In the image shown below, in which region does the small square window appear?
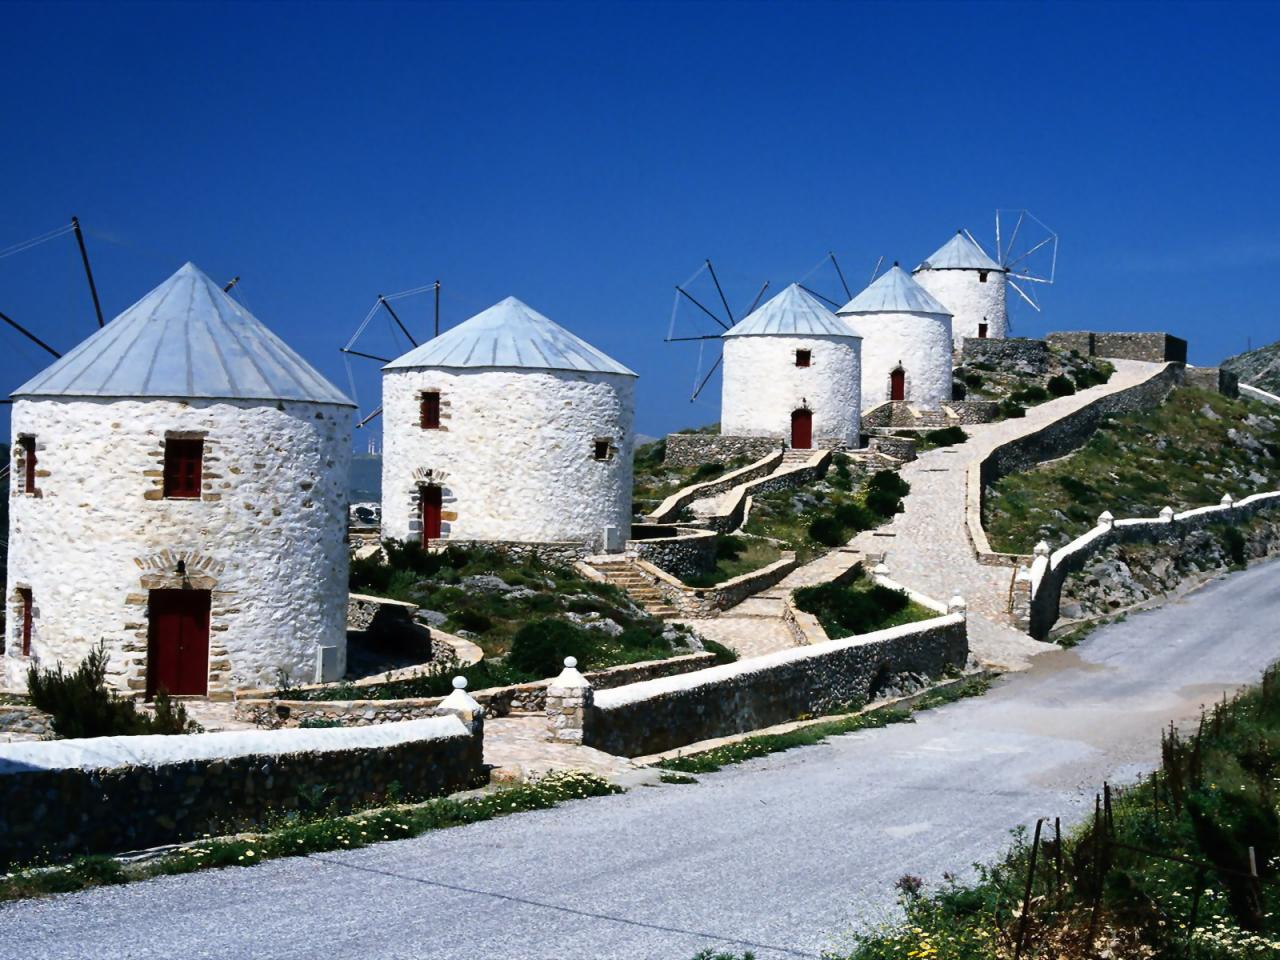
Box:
[18,436,37,494]
[593,440,612,461]
[420,392,441,429]
[795,350,811,368]
[978,271,989,283]
[163,438,204,499]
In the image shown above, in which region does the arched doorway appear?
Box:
[790,408,812,449]
[421,485,443,545]
[890,368,906,402]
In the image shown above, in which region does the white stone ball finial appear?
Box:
[1220,493,1235,507]
[1159,506,1175,522]
[564,656,578,669]
[948,594,967,614]
[1033,541,1051,557]
[1097,510,1114,528]
[873,562,890,578]
[452,676,468,690]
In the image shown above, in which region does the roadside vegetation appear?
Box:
[0,770,619,901]
[349,541,697,671]
[984,387,1280,553]
[955,345,1113,422]
[833,662,1280,960]
[682,535,786,587]
[26,644,201,738]
[658,675,990,775]
[792,565,936,639]
[742,460,909,562]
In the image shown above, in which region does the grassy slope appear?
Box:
[984,388,1280,553]
[956,345,1114,419]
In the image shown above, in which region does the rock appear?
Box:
[1060,601,1085,620]
[414,609,448,628]
[462,574,515,593]
[1200,404,1221,421]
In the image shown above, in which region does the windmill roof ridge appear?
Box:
[12,262,354,405]
[836,265,952,316]
[723,283,858,338]
[914,231,1004,272]
[384,296,636,376]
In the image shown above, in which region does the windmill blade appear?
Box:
[676,285,730,330]
[690,353,723,401]
[1008,278,1041,311]
[1003,210,1026,262]
[1008,273,1054,284]
[829,252,852,300]
[869,255,885,284]
[798,284,841,308]
[705,259,734,325]
[1003,235,1056,273]
[744,280,770,315]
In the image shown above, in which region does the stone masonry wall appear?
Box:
[662,434,785,469]
[584,614,967,757]
[1046,332,1188,364]
[646,451,782,524]
[0,704,51,739]
[1185,367,1240,398]
[0,717,485,865]
[628,527,717,579]
[961,338,1050,374]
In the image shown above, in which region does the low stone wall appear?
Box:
[671,449,833,536]
[1184,366,1239,398]
[967,362,1185,564]
[0,704,51,739]
[1047,331,1188,364]
[583,613,968,757]
[441,539,592,566]
[1241,383,1280,407]
[946,400,1001,424]
[628,526,717,579]
[1022,491,1280,638]
[961,337,1051,374]
[866,435,917,462]
[0,717,485,865]
[635,555,800,618]
[234,653,718,726]
[662,434,783,468]
[861,401,997,431]
[647,451,782,524]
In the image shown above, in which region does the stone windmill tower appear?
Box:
[380,296,636,555]
[6,263,354,695]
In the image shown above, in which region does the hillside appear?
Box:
[984,387,1280,553]
[1222,337,1280,393]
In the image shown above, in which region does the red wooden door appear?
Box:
[147,590,210,697]
[890,368,906,401]
[422,485,443,543]
[790,409,812,449]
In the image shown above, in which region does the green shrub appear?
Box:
[1222,526,1247,565]
[808,515,847,547]
[507,619,592,677]
[832,501,877,532]
[26,645,200,739]
[691,461,725,482]
[865,488,902,518]
[701,638,738,665]
[998,398,1026,419]
[794,579,910,638]
[922,426,967,448]
[868,470,910,498]
[1010,384,1049,404]
[1047,373,1076,397]
[963,371,985,388]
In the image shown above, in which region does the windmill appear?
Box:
[988,208,1059,319]
[664,252,860,402]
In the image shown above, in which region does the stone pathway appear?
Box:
[482,715,651,783]
[849,358,1164,670]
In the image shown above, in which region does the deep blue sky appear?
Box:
[3,0,1278,446]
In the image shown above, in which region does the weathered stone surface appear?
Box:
[1046,331,1188,364]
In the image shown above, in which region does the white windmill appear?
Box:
[914,209,1058,347]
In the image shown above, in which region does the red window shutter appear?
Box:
[420,393,441,429]
[20,437,36,493]
[19,589,32,656]
[164,439,204,499]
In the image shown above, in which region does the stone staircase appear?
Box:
[589,558,680,620]
[779,448,819,468]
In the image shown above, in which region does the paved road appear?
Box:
[6,560,1279,960]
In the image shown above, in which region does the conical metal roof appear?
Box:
[723,283,857,338]
[12,262,353,405]
[914,231,1004,272]
[837,265,952,316]
[384,296,636,376]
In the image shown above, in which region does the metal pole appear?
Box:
[434,281,440,338]
[705,259,734,324]
[378,295,418,347]
[745,280,770,314]
[676,286,729,330]
[0,309,61,358]
[341,347,393,363]
[690,353,723,401]
[355,406,383,429]
[829,252,852,300]
[798,284,841,308]
[70,216,105,328]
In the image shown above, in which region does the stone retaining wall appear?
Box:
[1022,492,1280,637]
[961,337,1051,374]
[646,451,782,524]
[861,401,998,430]
[583,613,968,757]
[1184,366,1239,398]
[234,653,718,726]
[441,539,592,566]
[662,434,783,468]
[1047,332,1188,364]
[633,555,800,618]
[628,527,718,579]
[0,717,485,865]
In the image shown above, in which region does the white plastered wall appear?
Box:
[380,367,634,552]
[4,397,352,693]
[913,268,1008,347]
[839,312,953,410]
[720,335,862,446]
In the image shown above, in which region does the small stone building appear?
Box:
[720,284,862,449]
[5,263,354,696]
[913,231,1008,347]
[837,265,953,411]
[380,296,636,555]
